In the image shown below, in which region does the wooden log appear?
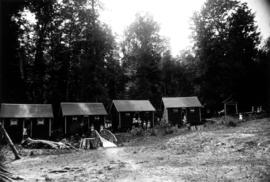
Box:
[0,123,21,160]
[22,138,71,149]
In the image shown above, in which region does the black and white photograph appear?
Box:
[0,0,270,181]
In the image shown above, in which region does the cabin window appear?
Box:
[173,109,178,113]
[190,108,195,112]
[94,116,100,120]
[10,119,18,126]
[72,117,78,121]
[37,119,45,125]
[125,113,130,116]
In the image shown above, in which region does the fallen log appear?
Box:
[22,138,72,149]
[0,123,20,159]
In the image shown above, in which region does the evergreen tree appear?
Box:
[14,0,124,105]
[191,0,260,109]
[121,14,168,107]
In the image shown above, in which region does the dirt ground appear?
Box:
[5,118,270,182]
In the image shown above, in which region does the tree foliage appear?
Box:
[14,0,125,105]
[1,0,268,116]
[1,0,27,102]
[161,50,195,97]
[191,0,261,109]
[121,14,168,107]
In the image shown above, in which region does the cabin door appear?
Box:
[32,118,49,139]
[4,118,23,142]
[23,119,32,138]
[187,108,200,125]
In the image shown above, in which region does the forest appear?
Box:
[1,0,270,113]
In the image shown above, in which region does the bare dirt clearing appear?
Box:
[7,118,270,181]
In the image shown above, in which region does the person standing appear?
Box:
[22,126,28,141]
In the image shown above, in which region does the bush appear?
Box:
[227,120,237,127]
[130,127,144,136]
[151,127,163,136]
[165,127,174,134]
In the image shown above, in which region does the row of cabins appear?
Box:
[0,97,202,142]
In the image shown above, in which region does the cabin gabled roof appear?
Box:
[112,100,155,112]
[162,97,202,108]
[0,104,53,118]
[61,102,107,116]
[222,96,237,104]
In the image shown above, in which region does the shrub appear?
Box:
[130,127,144,136]
[227,120,237,127]
[165,127,174,134]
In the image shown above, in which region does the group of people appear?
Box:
[132,117,151,129]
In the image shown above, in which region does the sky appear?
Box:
[99,0,270,56]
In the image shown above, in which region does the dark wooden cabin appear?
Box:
[61,102,107,135]
[222,96,238,117]
[0,103,53,142]
[162,97,202,126]
[110,100,156,131]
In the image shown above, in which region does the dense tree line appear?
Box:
[191,0,263,110]
[1,0,269,114]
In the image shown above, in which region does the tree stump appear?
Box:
[79,138,99,149]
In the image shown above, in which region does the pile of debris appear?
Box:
[21,138,75,150]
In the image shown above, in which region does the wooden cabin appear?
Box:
[162,97,202,126]
[222,96,238,117]
[60,102,107,135]
[0,103,53,142]
[110,100,156,131]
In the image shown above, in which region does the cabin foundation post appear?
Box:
[199,107,202,122]
[22,119,24,140]
[87,117,89,129]
[152,112,155,127]
[49,118,52,137]
[118,112,121,129]
[166,108,168,123]
[224,104,227,118]
[30,119,33,138]
[64,116,67,135]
